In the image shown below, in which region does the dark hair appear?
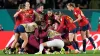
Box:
[47,8,53,13]
[67,3,75,7]
[55,11,63,15]
[36,3,44,8]
[55,11,60,15]
[48,8,52,11]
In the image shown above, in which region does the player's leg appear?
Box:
[85,23,96,50]
[35,42,48,54]
[19,33,28,54]
[86,30,96,49]
[9,26,20,54]
[35,39,64,54]
[9,33,19,54]
[56,39,65,54]
[3,40,14,54]
[3,34,16,54]
[14,42,20,53]
[74,27,80,51]
[8,35,22,54]
[80,24,90,53]
[74,33,80,51]
[86,30,97,53]
[63,45,71,54]
[80,30,87,53]
[69,33,78,50]
[46,39,64,54]
[35,40,56,54]
[62,31,71,54]
[16,25,28,54]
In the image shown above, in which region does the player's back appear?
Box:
[61,15,76,31]
[14,11,24,29]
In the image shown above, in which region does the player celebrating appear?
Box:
[35,3,44,22]
[55,12,80,53]
[22,1,34,23]
[67,3,97,53]
[44,9,55,24]
[9,2,34,54]
[35,18,65,54]
[14,4,25,30]
[14,2,35,29]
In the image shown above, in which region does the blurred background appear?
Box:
[0,0,100,9]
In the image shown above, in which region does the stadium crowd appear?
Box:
[0,0,100,9]
[2,1,99,54]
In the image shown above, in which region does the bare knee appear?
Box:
[42,43,47,46]
[81,31,86,40]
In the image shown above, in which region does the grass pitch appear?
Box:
[0,50,100,56]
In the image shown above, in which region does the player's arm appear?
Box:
[34,28,39,38]
[53,23,59,30]
[14,9,23,18]
[33,10,41,20]
[56,16,64,32]
[74,9,84,23]
[33,10,38,15]
[73,14,82,23]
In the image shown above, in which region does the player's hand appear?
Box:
[72,20,76,23]
[72,21,74,23]
[70,19,74,23]
[19,9,25,12]
[70,20,74,23]
[19,9,23,12]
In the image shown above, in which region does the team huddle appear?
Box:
[3,1,97,54]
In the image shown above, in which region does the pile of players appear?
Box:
[3,1,97,54]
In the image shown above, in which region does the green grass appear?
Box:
[0,50,100,56]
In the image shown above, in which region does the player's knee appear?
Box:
[69,39,73,42]
[14,39,18,43]
[42,43,47,46]
[86,32,91,38]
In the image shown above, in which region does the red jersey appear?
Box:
[73,7,89,27]
[61,15,76,31]
[57,15,76,32]
[22,9,33,23]
[14,11,24,29]
[44,14,55,24]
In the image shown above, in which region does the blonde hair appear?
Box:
[67,3,75,7]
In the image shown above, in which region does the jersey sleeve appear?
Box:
[75,8,81,16]
[56,16,64,32]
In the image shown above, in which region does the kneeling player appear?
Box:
[35,27,65,54]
